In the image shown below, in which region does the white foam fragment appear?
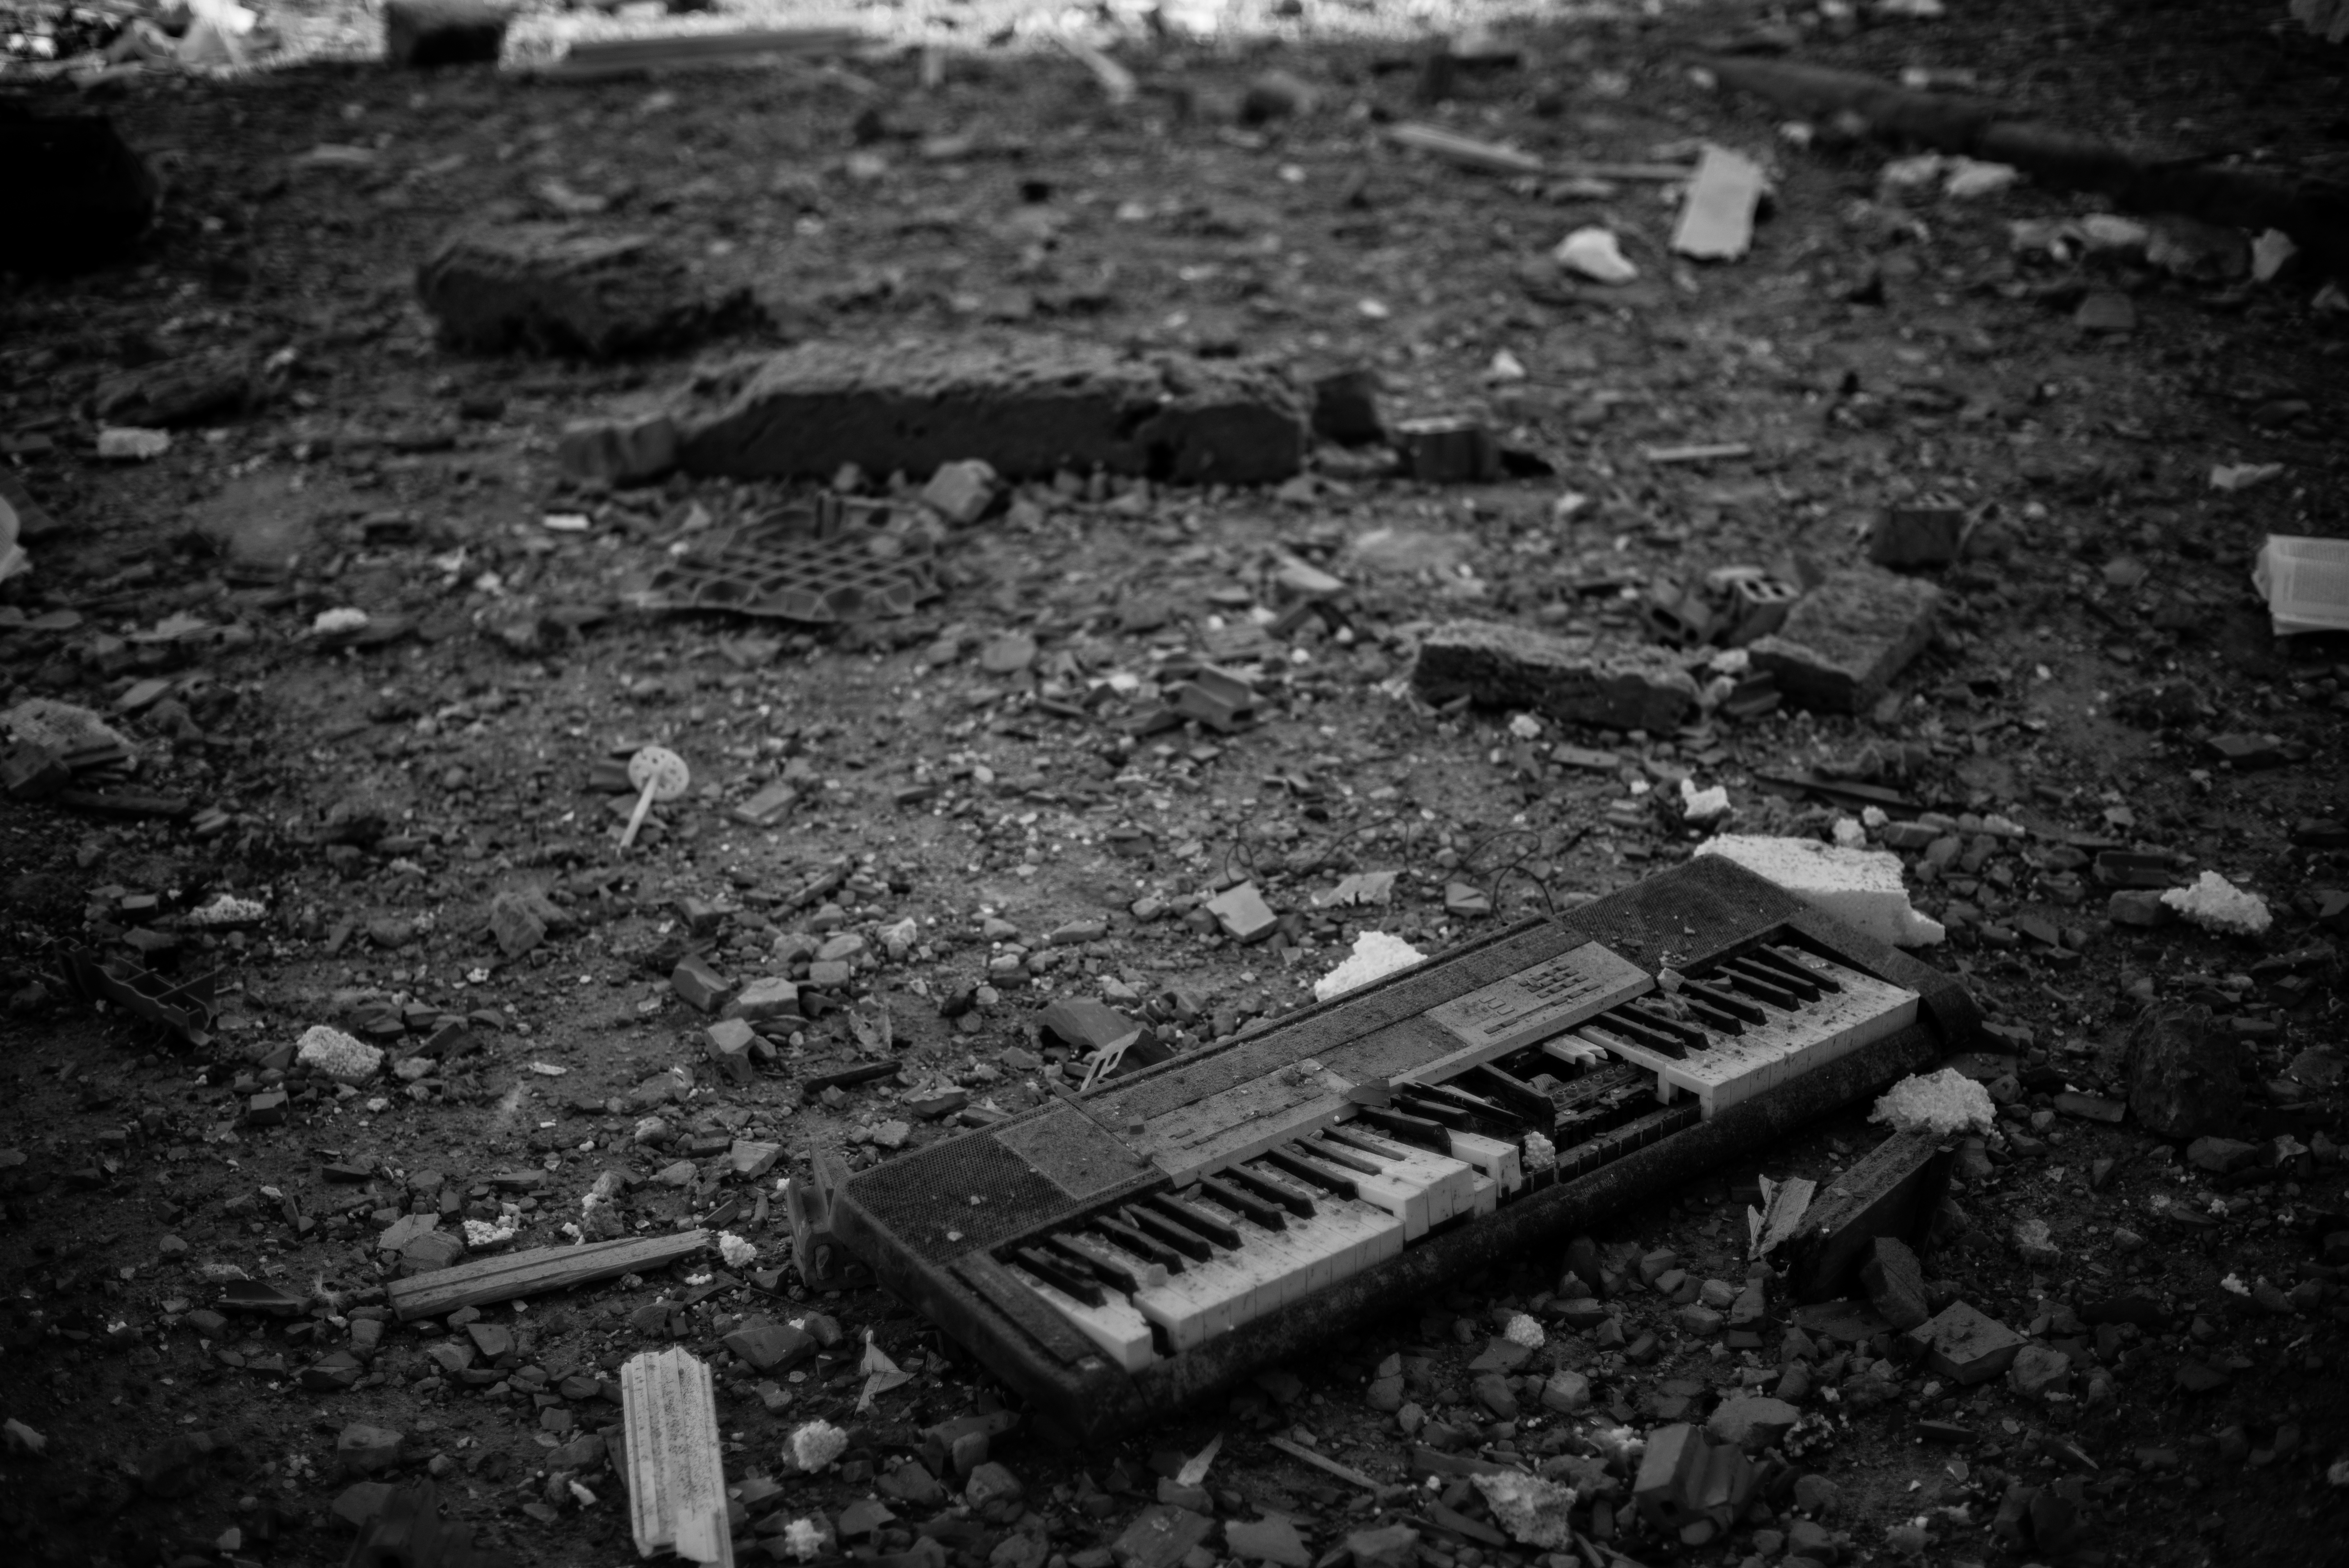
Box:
[1313,930,1428,1002]
[789,1419,847,1473]
[312,607,370,636]
[294,1024,383,1083]
[718,1232,758,1268]
[1871,1067,1995,1136]
[783,1520,826,1562]
[2162,871,2272,936]
[1504,1312,1545,1349]
[463,1217,517,1249]
[1695,834,1944,947]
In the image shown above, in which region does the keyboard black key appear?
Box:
[1761,943,1840,992]
[1049,1234,1146,1293]
[1681,979,1764,1026]
[1091,1214,1185,1274]
[1144,1193,1242,1251]
[1221,1162,1316,1217]
[1356,1104,1454,1150]
[1714,959,1799,1010]
[1014,1245,1105,1307]
[1126,1205,1214,1260]
[1261,1145,1359,1201]
[1198,1174,1287,1230]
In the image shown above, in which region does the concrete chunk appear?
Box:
[1747,567,1940,713]
[677,337,1307,485]
[1413,620,1698,732]
[416,224,756,358]
[1694,835,1944,947]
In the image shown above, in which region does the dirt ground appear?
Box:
[3,1,2347,1566]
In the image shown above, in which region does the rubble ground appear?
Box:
[2,0,2346,1566]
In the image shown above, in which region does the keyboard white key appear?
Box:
[1447,1130,1523,1197]
[1312,1127,1476,1238]
[1006,1262,1159,1372]
[1577,956,1918,1119]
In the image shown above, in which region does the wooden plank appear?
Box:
[1671,144,1768,261]
[386,1229,710,1321]
[541,27,865,80]
[623,1347,734,1566]
[1265,1434,1386,1493]
[1387,121,1695,182]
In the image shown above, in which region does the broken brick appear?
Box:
[1632,1423,1755,1538]
[706,1017,759,1084]
[676,337,1307,485]
[416,224,757,359]
[555,410,679,486]
[1205,882,1278,944]
[920,459,1000,526]
[671,953,735,1014]
[1746,568,1941,714]
[722,1318,817,1372]
[1412,621,1698,732]
[1907,1301,2024,1385]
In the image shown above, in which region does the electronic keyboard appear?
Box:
[828,855,1975,1440]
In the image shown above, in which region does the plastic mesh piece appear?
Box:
[640,501,941,623]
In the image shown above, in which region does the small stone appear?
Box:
[1907,1301,2024,1385]
[1114,1503,1220,1568]
[1675,1304,1725,1338]
[1472,1371,1519,1420]
[2123,1009,2246,1131]
[2007,1344,2072,1398]
[2187,1135,2260,1174]
[1860,1236,1930,1331]
[1706,1394,1800,1451]
[723,1319,817,1372]
[1793,1474,1839,1515]
[1344,1523,1420,1568]
[1538,1369,1591,1414]
[336,1423,405,1475]
[966,1461,1023,1507]
[384,0,508,67]
[1225,1515,1312,1568]
[2108,889,2174,927]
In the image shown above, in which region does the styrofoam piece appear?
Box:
[1693,834,1944,947]
[2161,871,2272,936]
[1871,1066,1995,1136]
[1312,930,1429,1002]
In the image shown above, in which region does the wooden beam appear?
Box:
[622,1348,734,1566]
[386,1230,710,1321]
